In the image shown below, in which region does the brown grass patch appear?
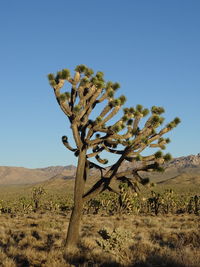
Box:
[0,213,199,266]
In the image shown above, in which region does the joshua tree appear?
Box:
[48,65,180,248]
[32,186,46,211]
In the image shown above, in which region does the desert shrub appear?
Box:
[96,226,132,253]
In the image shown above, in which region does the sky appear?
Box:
[1,0,200,168]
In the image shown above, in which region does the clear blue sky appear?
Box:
[1,0,200,168]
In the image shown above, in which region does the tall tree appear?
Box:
[48,65,180,248]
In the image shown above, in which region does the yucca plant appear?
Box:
[48,64,180,248]
[32,186,46,211]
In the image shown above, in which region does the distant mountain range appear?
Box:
[148,154,200,185]
[0,165,76,185]
[0,154,200,186]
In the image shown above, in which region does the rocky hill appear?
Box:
[166,153,200,169]
[145,153,200,185]
[0,165,76,185]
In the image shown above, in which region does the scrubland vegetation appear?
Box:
[0,184,199,267]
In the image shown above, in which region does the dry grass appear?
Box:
[0,212,199,267]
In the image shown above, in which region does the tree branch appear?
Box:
[62,136,77,152]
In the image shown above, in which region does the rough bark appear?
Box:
[65,149,86,248]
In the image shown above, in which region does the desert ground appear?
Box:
[0,181,199,267]
[0,211,199,267]
[0,155,200,266]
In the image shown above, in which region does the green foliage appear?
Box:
[151,115,160,124]
[155,151,163,158]
[113,99,121,106]
[107,90,114,98]
[96,71,104,79]
[158,137,164,143]
[112,82,120,91]
[95,80,105,89]
[166,122,174,129]
[95,116,102,123]
[129,107,135,114]
[123,108,129,114]
[121,123,125,129]
[80,77,90,86]
[167,118,181,129]
[59,93,67,102]
[151,115,163,127]
[119,95,126,105]
[174,117,181,125]
[127,140,133,146]
[106,81,113,90]
[151,106,165,115]
[136,104,143,112]
[73,105,82,113]
[122,115,129,122]
[59,92,70,102]
[163,153,172,161]
[61,69,70,79]
[48,73,55,81]
[49,80,56,87]
[142,108,149,117]
[159,117,165,124]
[135,154,142,161]
[85,68,94,77]
[75,64,87,73]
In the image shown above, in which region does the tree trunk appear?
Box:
[65,149,86,248]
